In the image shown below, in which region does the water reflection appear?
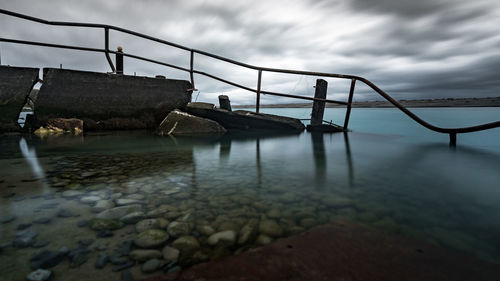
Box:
[344,133,354,187]
[311,132,326,188]
[19,137,45,180]
[1,130,500,281]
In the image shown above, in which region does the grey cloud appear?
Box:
[345,0,448,18]
[1,0,499,104]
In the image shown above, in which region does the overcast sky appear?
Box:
[1,0,499,105]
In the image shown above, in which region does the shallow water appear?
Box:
[1,107,499,280]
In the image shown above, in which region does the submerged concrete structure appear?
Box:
[0,66,39,132]
[35,68,192,130]
[186,102,305,132]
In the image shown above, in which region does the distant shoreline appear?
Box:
[233,97,500,108]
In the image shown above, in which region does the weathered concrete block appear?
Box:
[0,66,39,132]
[35,68,192,130]
[157,109,226,136]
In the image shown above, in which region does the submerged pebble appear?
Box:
[32,240,50,248]
[95,253,110,269]
[207,230,236,246]
[142,258,163,273]
[122,270,135,281]
[134,229,169,248]
[30,249,67,269]
[26,269,52,281]
[13,229,39,248]
[0,215,16,224]
[129,249,162,262]
[33,217,51,224]
[112,260,135,272]
[162,246,180,263]
[57,208,74,218]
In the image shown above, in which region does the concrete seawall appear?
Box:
[0,66,39,132]
[35,68,192,130]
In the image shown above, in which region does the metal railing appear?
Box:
[1,9,499,144]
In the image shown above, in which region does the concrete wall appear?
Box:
[35,68,192,130]
[0,66,39,132]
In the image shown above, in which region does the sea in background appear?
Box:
[1,107,499,280]
[254,107,500,148]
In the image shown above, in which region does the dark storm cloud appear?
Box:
[1,0,499,104]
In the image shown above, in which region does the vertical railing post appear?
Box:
[190,50,195,90]
[115,46,124,74]
[450,132,457,146]
[256,70,262,113]
[343,78,356,130]
[104,28,116,73]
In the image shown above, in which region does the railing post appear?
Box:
[450,133,457,146]
[343,79,356,130]
[116,46,123,74]
[190,50,195,90]
[256,70,262,113]
[104,28,116,73]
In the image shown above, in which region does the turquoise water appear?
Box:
[257,107,500,148]
[0,107,499,280]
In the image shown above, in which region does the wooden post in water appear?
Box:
[310,79,328,126]
[218,95,232,111]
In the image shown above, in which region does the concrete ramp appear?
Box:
[35,68,192,130]
[0,66,39,132]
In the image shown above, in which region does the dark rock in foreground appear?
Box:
[157,109,226,136]
[186,102,305,132]
[144,221,500,281]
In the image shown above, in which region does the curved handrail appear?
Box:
[0,8,499,143]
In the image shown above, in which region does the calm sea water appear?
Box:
[1,107,499,280]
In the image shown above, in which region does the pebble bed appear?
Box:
[1,145,499,281]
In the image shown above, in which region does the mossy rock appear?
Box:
[134,229,170,248]
[89,218,124,230]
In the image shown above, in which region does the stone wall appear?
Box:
[35,68,192,130]
[0,66,39,132]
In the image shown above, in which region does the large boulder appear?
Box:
[34,118,83,137]
[0,66,39,132]
[157,109,226,136]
